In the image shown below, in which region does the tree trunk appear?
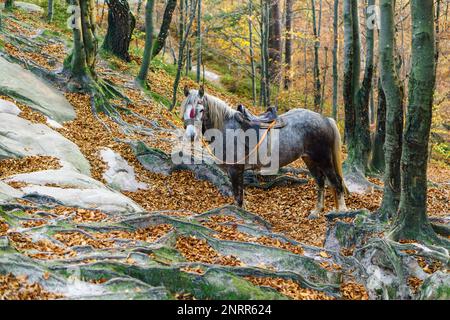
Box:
[320,46,328,113]
[196,0,202,83]
[343,0,373,175]
[48,0,54,22]
[66,0,98,86]
[136,0,155,86]
[311,0,321,112]
[377,0,404,220]
[390,0,441,243]
[370,78,386,173]
[102,0,136,62]
[151,0,177,59]
[343,0,357,145]
[170,0,198,110]
[261,0,271,107]
[67,0,89,82]
[332,0,339,120]
[283,0,293,90]
[79,0,98,72]
[268,0,282,88]
[5,0,14,10]
[248,0,257,105]
[355,0,374,171]
[435,0,441,65]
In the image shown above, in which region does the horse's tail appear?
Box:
[327,118,349,194]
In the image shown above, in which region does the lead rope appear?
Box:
[200,120,277,166]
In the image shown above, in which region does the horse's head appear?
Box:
[180,85,206,141]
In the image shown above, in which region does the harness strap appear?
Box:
[201,120,277,166]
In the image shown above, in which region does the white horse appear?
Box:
[181,86,348,216]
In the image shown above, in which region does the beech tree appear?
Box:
[248,0,257,104]
[65,0,99,88]
[5,0,14,10]
[260,0,270,107]
[369,78,386,173]
[378,0,404,219]
[136,0,155,87]
[389,0,448,246]
[311,0,321,112]
[151,0,178,59]
[342,0,374,177]
[331,0,339,120]
[283,0,293,90]
[196,0,202,83]
[268,0,281,88]
[102,0,136,62]
[48,0,54,22]
[170,0,199,110]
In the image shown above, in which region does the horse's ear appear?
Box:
[199,85,205,98]
[184,86,190,97]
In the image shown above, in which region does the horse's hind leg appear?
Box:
[303,157,325,219]
[323,166,348,212]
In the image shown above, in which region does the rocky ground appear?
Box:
[0,7,448,300]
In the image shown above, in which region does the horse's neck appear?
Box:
[204,95,235,131]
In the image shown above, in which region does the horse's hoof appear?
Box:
[308,213,319,220]
[308,211,321,220]
[234,201,245,209]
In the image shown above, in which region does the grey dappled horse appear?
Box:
[181,86,348,216]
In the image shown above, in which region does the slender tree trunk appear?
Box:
[284,0,293,90]
[303,41,308,106]
[79,0,98,72]
[136,0,155,86]
[268,0,282,88]
[370,78,386,173]
[5,0,14,10]
[196,0,202,83]
[170,0,199,110]
[261,0,271,107]
[248,0,257,105]
[369,85,375,124]
[67,0,89,82]
[343,0,373,175]
[332,0,339,120]
[320,46,328,113]
[65,0,101,90]
[390,0,442,243]
[435,0,441,65]
[378,0,404,220]
[48,0,54,22]
[151,0,177,58]
[355,0,374,171]
[136,0,143,20]
[102,0,136,62]
[311,0,321,112]
[343,0,356,146]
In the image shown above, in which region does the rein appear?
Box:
[182,94,277,165]
[200,120,277,166]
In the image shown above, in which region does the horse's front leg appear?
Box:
[227,165,245,207]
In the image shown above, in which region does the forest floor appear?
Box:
[0,8,448,300]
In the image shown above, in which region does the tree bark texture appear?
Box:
[151,0,177,59]
[102,0,136,62]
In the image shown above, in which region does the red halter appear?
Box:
[189,107,196,119]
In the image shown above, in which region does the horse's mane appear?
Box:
[181,91,236,130]
[204,94,237,130]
